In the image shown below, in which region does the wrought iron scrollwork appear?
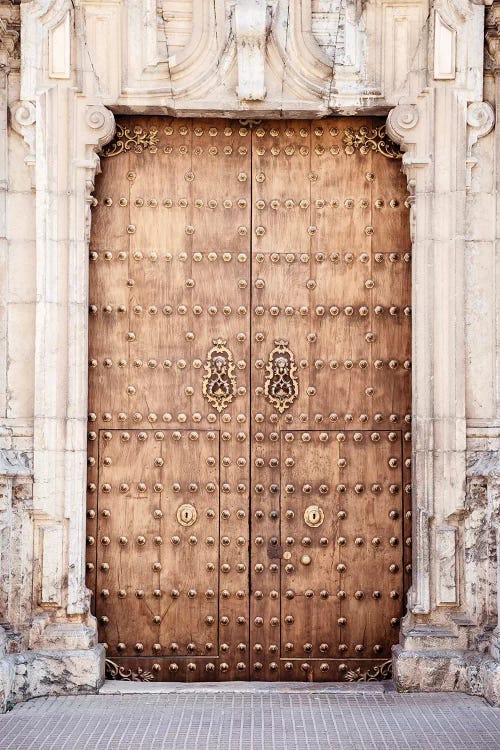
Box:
[264,339,299,413]
[344,659,393,682]
[102,123,159,158]
[202,339,237,413]
[105,658,154,682]
[343,125,401,159]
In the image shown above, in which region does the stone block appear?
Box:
[481,656,500,706]
[393,646,469,693]
[0,645,105,711]
[0,655,15,713]
[393,646,500,706]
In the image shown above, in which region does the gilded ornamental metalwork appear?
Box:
[344,659,393,682]
[202,339,237,413]
[264,339,298,413]
[102,123,159,157]
[102,121,401,160]
[105,658,154,682]
[343,125,402,159]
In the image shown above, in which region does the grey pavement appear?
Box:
[1,682,500,750]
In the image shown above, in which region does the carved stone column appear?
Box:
[0,0,26,713]
[478,0,500,705]
[0,0,114,708]
[388,0,500,704]
[26,93,113,650]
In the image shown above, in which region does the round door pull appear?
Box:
[176,503,197,527]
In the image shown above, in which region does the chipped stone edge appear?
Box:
[393,647,500,706]
[0,645,105,713]
[99,680,390,696]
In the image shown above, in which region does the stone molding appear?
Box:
[466,100,495,187]
[235,0,270,101]
[70,0,429,113]
[0,0,498,709]
[0,450,32,640]
[9,101,35,166]
[28,97,115,618]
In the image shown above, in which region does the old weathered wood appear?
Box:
[88,117,411,682]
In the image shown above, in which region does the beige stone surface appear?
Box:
[2,645,105,710]
[0,0,499,710]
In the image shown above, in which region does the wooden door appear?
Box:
[87,118,411,683]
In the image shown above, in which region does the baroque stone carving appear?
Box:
[386,103,419,140]
[235,0,270,101]
[485,2,500,71]
[0,15,20,63]
[264,340,299,414]
[202,339,237,413]
[10,101,36,164]
[466,101,495,188]
[386,103,429,169]
[2,0,499,712]
[310,0,348,63]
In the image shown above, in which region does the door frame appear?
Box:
[85,117,413,680]
[12,78,485,682]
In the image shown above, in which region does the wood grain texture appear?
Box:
[87,117,411,682]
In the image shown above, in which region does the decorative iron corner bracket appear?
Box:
[101,123,159,158]
[105,658,154,682]
[343,125,402,159]
[343,659,393,682]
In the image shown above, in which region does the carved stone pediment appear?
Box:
[68,0,430,114]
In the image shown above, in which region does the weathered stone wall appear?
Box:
[0,0,499,709]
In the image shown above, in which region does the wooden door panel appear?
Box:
[95,429,220,660]
[279,430,403,678]
[88,116,411,683]
[280,431,342,662]
[88,118,252,681]
[249,118,410,682]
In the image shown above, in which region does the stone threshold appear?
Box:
[100,680,394,695]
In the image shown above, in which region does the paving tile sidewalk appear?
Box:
[1,683,500,750]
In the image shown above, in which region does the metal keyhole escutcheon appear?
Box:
[304,505,324,528]
[176,503,197,527]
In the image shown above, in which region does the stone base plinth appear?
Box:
[393,646,500,705]
[0,645,105,712]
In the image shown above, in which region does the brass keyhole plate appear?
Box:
[176,503,197,527]
[304,505,324,528]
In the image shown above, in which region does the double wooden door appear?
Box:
[86,118,411,682]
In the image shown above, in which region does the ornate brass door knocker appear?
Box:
[202,339,237,413]
[264,339,298,413]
